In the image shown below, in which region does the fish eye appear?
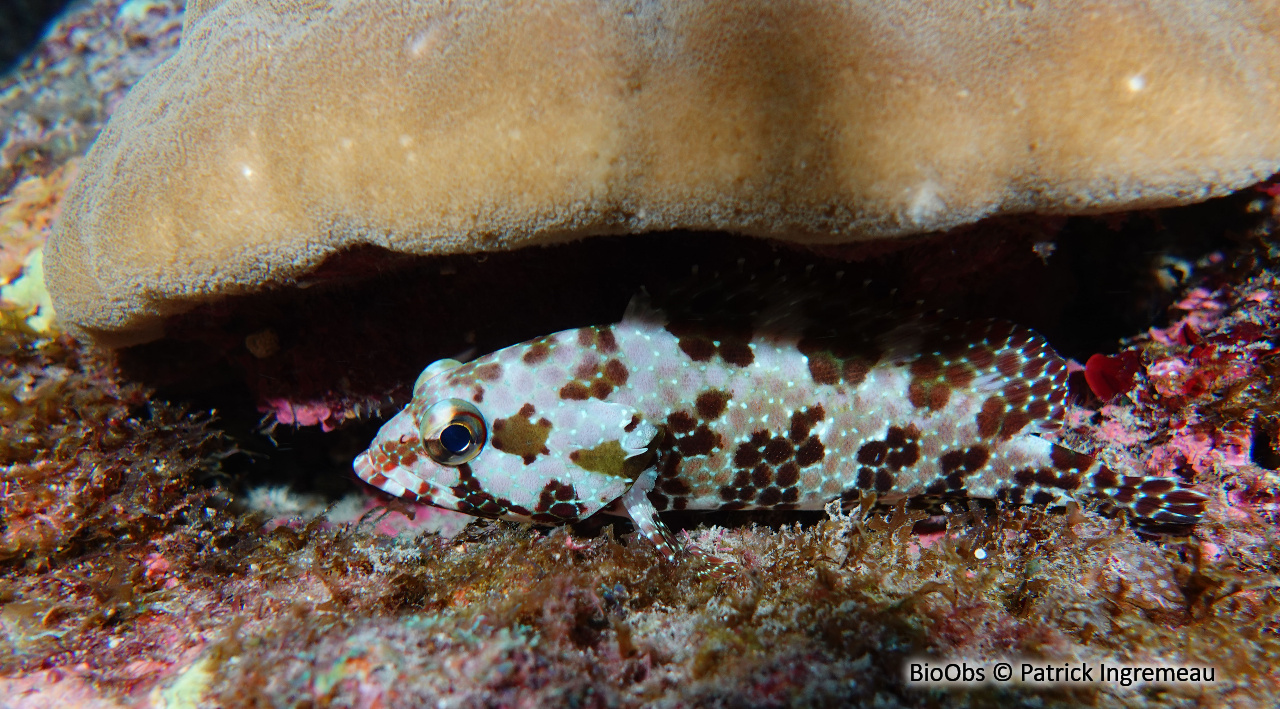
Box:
[419,399,486,465]
[439,423,473,454]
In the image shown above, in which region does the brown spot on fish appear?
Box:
[967,345,996,369]
[533,480,584,522]
[677,424,719,456]
[574,357,599,380]
[807,353,840,385]
[795,437,825,467]
[884,426,920,469]
[757,487,782,506]
[559,382,590,400]
[475,363,503,382]
[1050,445,1093,472]
[776,462,800,487]
[659,477,691,495]
[976,397,1004,438]
[964,446,989,471]
[667,319,756,367]
[451,464,520,520]
[788,406,826,442]
[944,363,975,388]
[1134,496,1162,517]
[751,465,773,487]
[1139,478,1176,494]
[695,390,731,420]
[549,502,579,518]
[995,350,1021,378]
[910,355,942,379]
[522,343,551,364]
[856,467,874,489]
[597,327,618,353]
[492,411,553,465]
[1092,467,1119,488]
[667,411,696,434]
[1004,380,1031,407]
[999,411,1031,440]
[908,355,954,411]
[666,320,717,362]
[764,437,794,464]
[719,340,754,367]
[841,358,873,386]
[733,431,769,468]
[603,359,629,386]
[857,441,888,467]
[1028,400,1051,419]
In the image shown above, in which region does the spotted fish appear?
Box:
[354,269,1206,562]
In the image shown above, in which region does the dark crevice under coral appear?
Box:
[122,195,1259,410]
[113,193,1259,511]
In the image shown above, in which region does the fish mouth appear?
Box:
[352,451,406,497]
[352,451,380,484]
[353,450,465,509]
[353,451,433,503]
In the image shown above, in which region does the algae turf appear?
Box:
[0,312,224,568]
[190,503,1280,708]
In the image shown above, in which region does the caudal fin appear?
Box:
[1087,466,1206,525]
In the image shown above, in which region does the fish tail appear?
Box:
[1085,462,1206,525]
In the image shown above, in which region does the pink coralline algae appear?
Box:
[260,397,339,431]
[1146,423,1252,477]
[1147,287,1228,345]
[1145,342,1257,402]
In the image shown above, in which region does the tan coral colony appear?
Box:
[45,0,1280,344]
